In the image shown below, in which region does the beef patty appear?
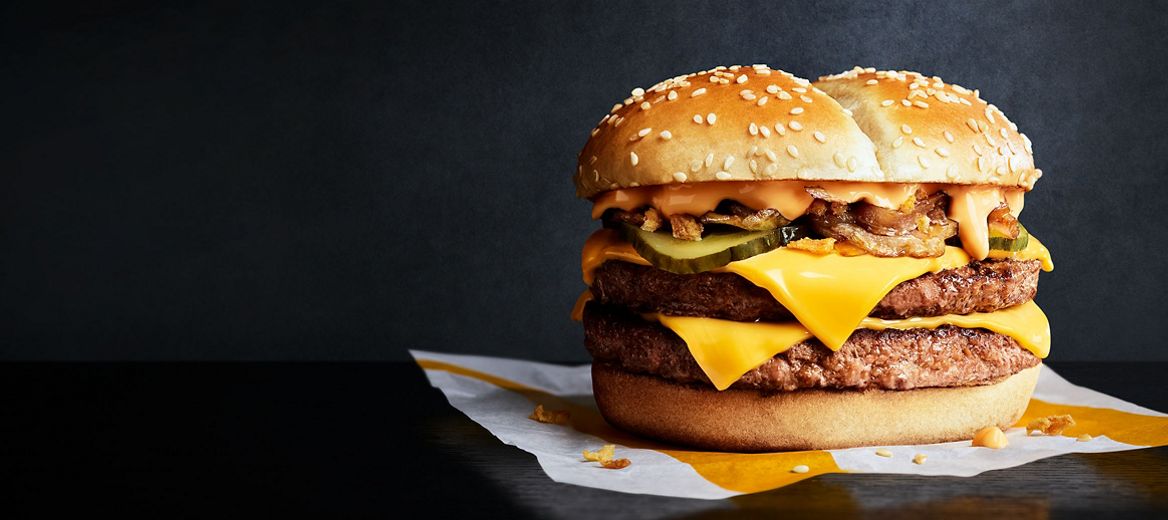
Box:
[584,303,1040,391]
[591,259,1040,322]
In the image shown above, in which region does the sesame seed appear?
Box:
[1000,127,1009,138]
[589,155,598,164]
[789,107,805,115]
[978,120,988,132]
[723,155,735,170]
[693,114,703,124]
[847,156,857,172]
[800,95,813,103]
[985,106,996,123]
[947,164,958,179]
[812,131,827,143]
[912,454,927,465]
[774,123,786,136]
[996,165,1008,175]
[766,84,780,94]
[875,449,893,458]
[973,144,984,156]
[791,465,810,474]
[749,122,759,136]
[629,152,639,166]
[764,163,778,174]
[792,85,808,92]
[691,88,707,97]
[707,113,717,125]
[1021,133,1033,154]
[977,156,988,172]
[624,97,634,105]
[936,146,951,157]
[611,103,622,114]
[631,87,645,97]
[705,153,715,168]
[766,149,778,162]
[760,125,771,138]
[833,152,846,168]
[673,171,687,182]
[892,136,905,148]
[659,130,672,140]
[778,91,793,100]
[749,145,758,156]
[966,118,979,132]
[914,101,929,108]
[912,137,925,148]
[901,124,913,135]
[881,99,894,107]
[943,130,955,143]
[901,99,912,107]
[640,101,651,111]
[638,128,652,137]
[593,170,599,181]
[715,171,732,180]
[865,79,878,86]
[590,128,599,136]
[786,144,799,158]
[749,159,758,173]
[667,90,678,101]
[842,108,853,116]
[998,146,1009,156]
[709,75,720,83]
[736,74,748,84]
[918,155,931,168]
[1009,155,1021,173]
[690,160,702,172]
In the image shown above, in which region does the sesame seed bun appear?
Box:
[815,67,1040,190]
[574,65,883,198]
[592,363,1040,451]
[574,65,1041,198]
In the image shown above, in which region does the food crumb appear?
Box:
[912,453,927,465]
[583,444,616,462]
[875,449,893,458]
[529,404,570,425]
[601,458,631,470]
[791,464,810,474]
[972,426,1009,449]
[1027,414,1075,436]
[1077,433,1094,442]
[583,444,630,470]
[787,237,836,255]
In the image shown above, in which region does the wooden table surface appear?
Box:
[4,362,1166,517]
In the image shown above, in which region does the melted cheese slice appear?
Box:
[652,301,1050,391]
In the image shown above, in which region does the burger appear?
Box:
[571,65,1053,451]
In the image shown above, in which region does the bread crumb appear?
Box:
[791,464,810,474]
[529,404,570,425]
[1077,433,1093,442]
[1027,414,1075,436]
[912,453,927,465]
[787,237,836,254]
[972,426,1008,449]
[874,449,893,458]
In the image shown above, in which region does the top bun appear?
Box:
[815,67,1040,191]
[574,65,1041,199]
[574,65,883,198]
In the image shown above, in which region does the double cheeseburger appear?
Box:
[571,65,1053,451]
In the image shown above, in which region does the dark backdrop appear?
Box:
[3,1,1167,360]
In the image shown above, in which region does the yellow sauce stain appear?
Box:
[1015,398,1168,447]
[416,359,840,493]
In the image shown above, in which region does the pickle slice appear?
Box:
[988,223,1030,252]
[621,224,810,274]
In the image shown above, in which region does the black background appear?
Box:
[4,1,1167,361]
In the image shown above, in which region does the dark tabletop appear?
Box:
[4,362,1166,518]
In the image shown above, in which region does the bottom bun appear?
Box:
[592,363,1041,451]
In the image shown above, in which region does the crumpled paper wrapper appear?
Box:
[412,350,1168,499]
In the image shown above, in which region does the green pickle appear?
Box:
[988,223,1030,252]
[620,223,810,274]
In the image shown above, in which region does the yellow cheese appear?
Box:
[721,246,970,351]
[651,301,1050,391]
